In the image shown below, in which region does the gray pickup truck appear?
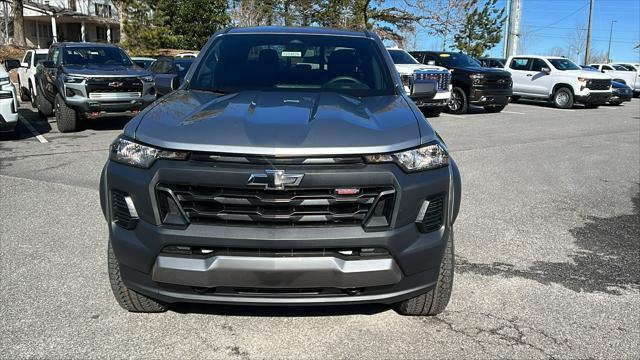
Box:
[34,42,156,132]
[100,27,462,316]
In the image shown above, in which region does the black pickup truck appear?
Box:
[410,51,512,114]
[34,42,156,132]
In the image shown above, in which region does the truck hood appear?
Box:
[62,64,149,77]
[558,70,612,79]
[453,66,511,77]
[132,90,428,156]
[394,63,447,75]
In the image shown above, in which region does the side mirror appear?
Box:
[541,67,551,74]
[155,74,181,96]
[3,59,20,71]
[21,62,29,68]
[41,60,55,68]
[427,60,436,65]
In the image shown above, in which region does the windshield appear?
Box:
[34,53,47,65]
[612,64,629,71]
[62,46,133,66]
[437,53,481,67]
[388,50,419,64]
[133,59,154,69]
[175,59,194,77]
[190,34,394,96]
[548,58,580,70]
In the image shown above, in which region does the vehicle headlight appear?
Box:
[140,75,154,82]
[63,74,85,83]
[110,137,188,168]
[469,73,484,80]
[365,143,449,172]
[0,76,9,85]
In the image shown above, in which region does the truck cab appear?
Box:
[410,51,512,114]
[17,49,49,106]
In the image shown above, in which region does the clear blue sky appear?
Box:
[410,0,640,63]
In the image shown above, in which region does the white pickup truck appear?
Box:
[387,48,452,117]
[505,55,612,109]
[17,49,49,106]
[590,63,640,96]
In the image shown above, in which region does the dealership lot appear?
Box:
[1,100,639,358]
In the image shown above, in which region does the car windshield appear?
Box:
[437,53,481,67]
[175,59,194,77]
[133,59,154,69]
[612,64,629,71]
[388,50,419,64]
[548,58,580,70]
[34,53,48,65]
[63,46,132,66]
[190,34,394,96]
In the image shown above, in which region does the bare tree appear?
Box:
[12,0,25,46]
[588,49,608,63]
[405,0,466,50]
[548,46,566,57]
[396,25,418,50]
[112,0,128,44]
[518,25,537,54]
[566,23,587,63]
[229,0,264,27]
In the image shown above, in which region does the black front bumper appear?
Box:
[468,86,512,106]
[100,158,461,305]
[575,92,610,105]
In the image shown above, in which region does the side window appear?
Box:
[602,65,614,71]
[531,58,548,72]
[51,48,61,65]
[23,51,32,65]
[509,58,531,71]
[155,60,174,74]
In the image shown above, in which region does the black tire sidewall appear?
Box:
[447,87,468,114]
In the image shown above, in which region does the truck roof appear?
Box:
[226,26,371,38]
[55,42,122,48]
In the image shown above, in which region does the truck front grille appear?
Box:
[414,71,450,91]
[157,184,395,227]
[586,79,611,90]
[482,76,512,88]
[86,77,143,95]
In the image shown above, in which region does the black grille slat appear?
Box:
[413,72,450,91]
[86,77,143,94]
[111,190,137,228]
[159,184,393,227]
[420,196,444,232]
[586,79,611,90]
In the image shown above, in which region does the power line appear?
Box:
[531,1,589,33]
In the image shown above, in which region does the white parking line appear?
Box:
[440,113,467,119]
[19,117,49,143]
[502,111,526,115]
[598,106,618,110]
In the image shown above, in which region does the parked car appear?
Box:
[131,56,156,70]
[609,63,640,97]
[34,42,156,132]
[0,64,20,139]
[17,49,49,106]
[387,47,451,117]
[101,26,461,316]
[478,57,506,68]
[505,55,612,109]
[589,63,639,94]
[410,51,512,114]
[175,52,198,59]
[609,80,633,105]
[148,57,194,96]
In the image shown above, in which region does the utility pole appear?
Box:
[606,20,617,63]
[2,0,9,45]
[584,0,594,64]
[505,0,522,58]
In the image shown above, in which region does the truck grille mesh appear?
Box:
[413,72,451,91]
[586,79,611,90]
[157,184,395,227]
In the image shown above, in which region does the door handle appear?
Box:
[526,74,533,77]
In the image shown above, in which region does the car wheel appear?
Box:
[552,87,574,109]
[395,229,454,316]
[608,100,622,106]
[55,93,80,133]
[483,104,506,113]
[446,87,468,114]
[29,83,37,107]
[510,95,520,102]
[19,80,29,102]
[421,107,443,117]
[36,83,54,118]
[108,239,168,313]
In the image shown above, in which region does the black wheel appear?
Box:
[108,239,168,313]
[19,80,29,102]
[421,107,443,117]
[483,104,506,113]
[552,87,574,109]
[395,229,454,316]
[608,100,622,106]
[35,83,53,117]
[29,82,37,107]
[54,93,80,133]
[446,87,468,114]
[510,95,521,102]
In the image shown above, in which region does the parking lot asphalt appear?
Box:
[1,99,639,359]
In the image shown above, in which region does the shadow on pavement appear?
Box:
[171,302,391,317]
[457,187,640,295]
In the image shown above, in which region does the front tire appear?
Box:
[35,82,53,117]
[421,107,443,117]
[552,87,574,109]
[483,104,506,113]
[446,87,468,114]
[608,100,622,106]
[395,229,454,316]
[108,239,168,313]
[29,83,37,107]
[55,93,80,133]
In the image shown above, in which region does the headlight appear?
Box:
[0,76,9,85]
[110,137,188,168]
[469,73,484,80]
[63,74,85,83]
[365,143,449,172]
[140,75,154,82]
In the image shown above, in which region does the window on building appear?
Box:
[94,4,112,18]
[68,0,76,11]
[96,27,107,42]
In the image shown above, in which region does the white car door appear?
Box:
[18,51,31,90]
[529,58,554,96]
[508,57,534,95]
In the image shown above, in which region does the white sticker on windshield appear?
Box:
[281,51,302,57]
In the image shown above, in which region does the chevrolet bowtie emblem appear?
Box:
[108,81,123,88]
[247,170,304,190]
